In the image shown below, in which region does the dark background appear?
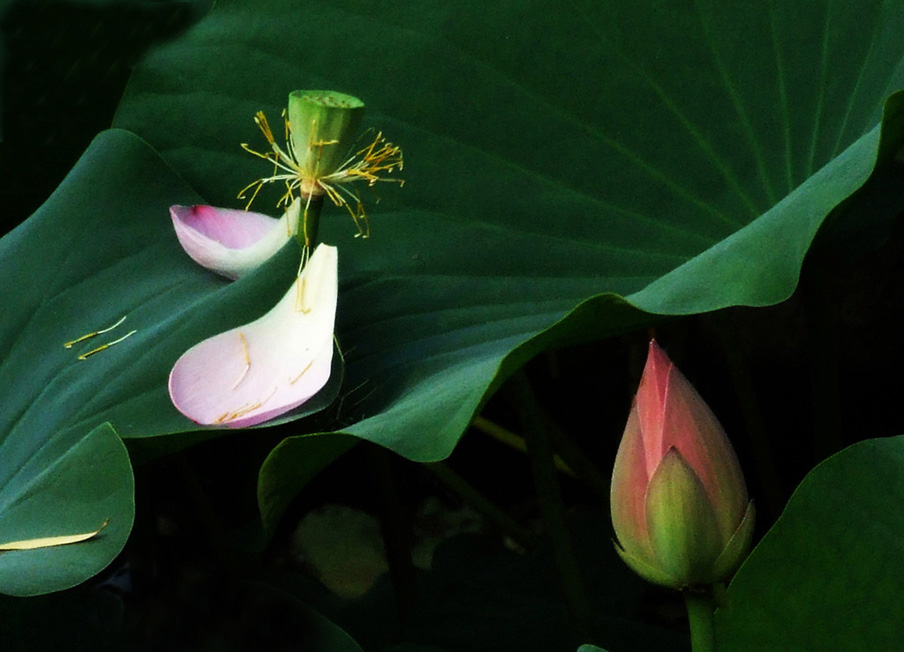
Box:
[0,0,205,236]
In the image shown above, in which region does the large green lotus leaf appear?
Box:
[111,0,904,478]
[715,436,904,650]
[0,422,132,596]
[0,127,342,443]
[0,128,346,565]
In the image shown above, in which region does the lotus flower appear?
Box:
[166,89,401,428]
[170,199,300,280]
[169,243,338,428]
[238,90,403,239]
[610,340,755,589]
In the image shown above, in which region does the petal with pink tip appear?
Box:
[657,353,747,540]
[610,405,655,560]
[169,243,338,428]
[170,200,300,279]
[635,340,671,477]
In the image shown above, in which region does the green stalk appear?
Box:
[543,414,611,508]
[507,369,595,643]
[471,415,575,477]
[369,444,418,628]
[684,591,716,652]
[299,194,324,256]
[424,461,539,550]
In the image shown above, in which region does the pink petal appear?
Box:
[170,200,300,279]
[169,244,338,428]
[611,405,653,554]
[658,357,747,539]
[636,340,671,477]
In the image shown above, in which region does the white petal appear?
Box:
[169,244,338,427]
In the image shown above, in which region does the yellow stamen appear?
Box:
[289,360,315,384]
[231,332,251,389]
[64,315,127,348]
[255,110,276,145]
[237,110,403,235]
[213,387,278,424]
[77,330,137,361]
[294,276,311,314]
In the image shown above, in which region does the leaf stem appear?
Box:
[543,414,611,508]
[507,369,595,644]
[684,590,716,652]
[471,415,575,477]
[369,444,418,628]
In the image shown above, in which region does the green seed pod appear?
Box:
[287,90,365,179]
[239,89,402,239]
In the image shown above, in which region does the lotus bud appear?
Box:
[610,341,754,589]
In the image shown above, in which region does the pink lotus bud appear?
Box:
[610,341,754,589]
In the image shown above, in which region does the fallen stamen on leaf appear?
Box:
[0,519,110,551]
[78,329,137,360]
[64,316,127,348]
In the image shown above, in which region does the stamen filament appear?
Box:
[231,332,251,389]
[77,329,137,360]
[238,107,402,235]
[290,360,314,384]
[64,315,127,348]
[213,386,278,424]
[295,276,311,314]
